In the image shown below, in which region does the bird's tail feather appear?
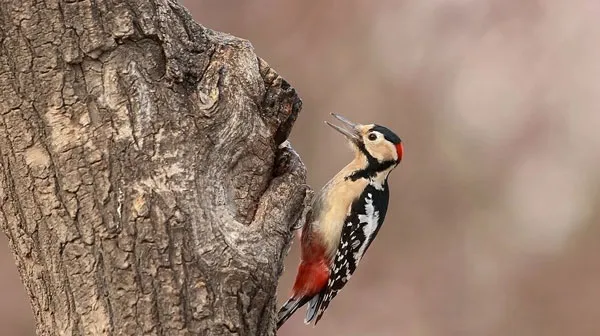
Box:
[277,296,310,329]
[304,291,324,325]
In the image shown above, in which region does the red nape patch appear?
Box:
[396,143,404,161]
[291,259,329,297]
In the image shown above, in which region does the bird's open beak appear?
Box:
[325,113,362,145]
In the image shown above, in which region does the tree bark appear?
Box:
[0,1,308,335]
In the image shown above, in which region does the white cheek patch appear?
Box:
[366,141,397,162]
[388,142,398,161]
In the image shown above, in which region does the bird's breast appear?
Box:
[314,177,369,260]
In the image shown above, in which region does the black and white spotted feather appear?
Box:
[309,181,390,325]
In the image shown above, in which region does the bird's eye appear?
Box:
[368,133,377,141]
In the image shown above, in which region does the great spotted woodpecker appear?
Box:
[277,113,404,328]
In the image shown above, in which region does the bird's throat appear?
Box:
[346,159,396,182]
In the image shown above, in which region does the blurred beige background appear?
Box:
[3,0,600,335]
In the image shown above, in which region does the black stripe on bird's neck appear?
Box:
[345,142,396,181]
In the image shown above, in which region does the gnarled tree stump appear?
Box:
[0,0,308,335]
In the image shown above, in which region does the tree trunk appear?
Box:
[0,1,308,335]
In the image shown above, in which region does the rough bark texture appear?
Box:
[0,0,309,335]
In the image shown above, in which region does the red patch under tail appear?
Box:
[291,259,329,297]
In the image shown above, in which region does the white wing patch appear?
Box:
[355,194,379,264]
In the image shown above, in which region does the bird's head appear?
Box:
[325,113,404,166]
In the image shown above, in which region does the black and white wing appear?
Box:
[312,185,389,324]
